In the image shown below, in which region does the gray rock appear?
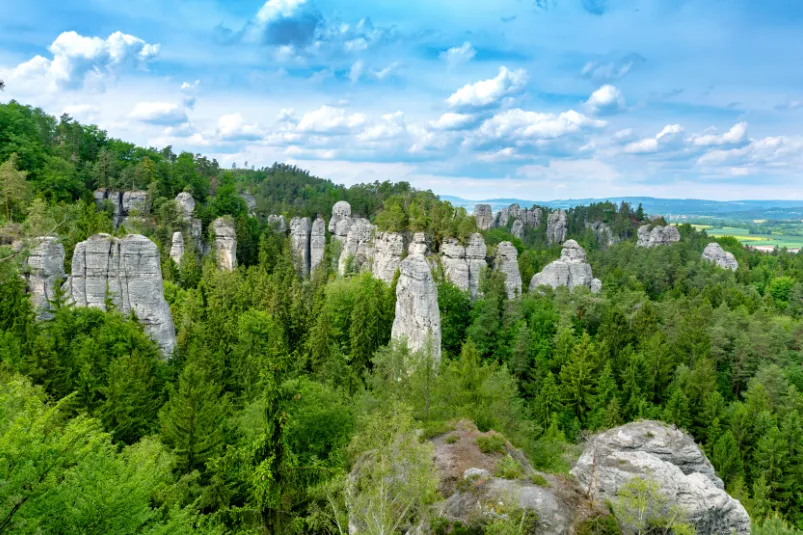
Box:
[212,218,237,271]
[441,237,469,292]
[508,203,521,219]
[591,278,602,293]
[65,234,176,356]
[22,236,65,319]
[463,467,490,480]
[466,233,487,300]
[572,421,751,535]
[372,231,407,284]
[121,191,150,214]
[637,225,681,247]
[530,240,600,293]
[329,200,353,239]
[547,210,568,244]
[169,231,184,265]
[175,192,195,220]
[587,220,618,246]
[290,217,312,277]
[474,204,494,231]
[240,193,257,216]
[511,219,524,239]
[522,207,542,228]
[408,232,431,256]
[267,214,287,233]
[391,253,441,364]
[94,190,150,228]
[702,243,738,271]
[494,241,522,299]
[310,217,326,274]
[497,208,510,228]
[338,218,376,276]
[189,218,203,256]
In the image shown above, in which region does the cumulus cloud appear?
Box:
[447,66,527,109]
[217,113,263,141]
[585,85,626,115]
[624,124,684,154]
[129,102,189,126]
[581,53,645,83]
[357,111,408,142]
[440,42,476,68]
[689,122,748,147]
[296,105,366,134]
[466,108,606,150]
[428,112,476,131]
[253,0,322,46]
[697,136,803,168]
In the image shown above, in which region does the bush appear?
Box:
[477,433,507,454]
[530,473,549,487]
[496,454,523,479]
[446,434,459,444]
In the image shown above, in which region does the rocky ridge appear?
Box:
[637,224,681,247]
[530,240,601,293]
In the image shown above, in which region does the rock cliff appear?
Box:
[22,236,65,319]
[441,237,469,292]
[587,220,618,246]
[530,240,601,293]
[267,214,287,233]
[175,192,195,220]
[637,224,681,247]
[169,231,184,265]
[494,241,522,299]
[473,204,494,231]
[338,218,376,276]
[466,233,488,299]
[310,217,326,274]
[522,207,542,228]
[497,208,511,228]
[372,231,406,284]
[290,217,312,277]
[212,218,237,271]
[391,252,441,363]
[702,243,738,271]
[329,200,353,240]
[94,189,150,228]
[511,219,524,239]
[547,210,568,244]
[65,234,176,356]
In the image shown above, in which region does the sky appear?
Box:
[2,0,803,201]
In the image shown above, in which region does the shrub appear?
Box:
[496,454,523,479]
[477,433,507,454]
[446,434,459,444]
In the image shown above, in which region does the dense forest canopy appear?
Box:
[2,100,803,535]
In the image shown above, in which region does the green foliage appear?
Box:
[611,477,696,535]
[477,433,507,454]
[496,454,523,479]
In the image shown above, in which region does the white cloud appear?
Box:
[467,108,606,148]
[180,80,200,91]
[372,62,401,81]
[447,66,527,109]
[428,112,475,131]
[697,135,803,167]
[585,85,625,115]
[217,113,263,141]
[129,102,189,126]
[296,105,366,134]
[62,104,99,123]
[349,60,365,83]
[440,42,476,68]
[581,54,645,83]
[689,122,748,146]
[357,111,408,142]
[624,124,684,154]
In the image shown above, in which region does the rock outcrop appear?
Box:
[508,203,521,219]
[497,208,511,228]
[239,193,256,216]
[408,232,431,256]
[212,218,237,271]
[21,236,65,319]
[530,240,601,293]
[338,218,376,276]
[522,207,542,228]
[310,217,326,274]
[702,243,738,271]
[267,214,287,233]
[587,221,618,246]
[372,231,406,284]
[511,219,524,239]
[175,192,195,220]
[290,217,312,277]
[494,241,522,299]
[329,200,353,240]
[572,421,750,535]
[547,210,568,244]
[391,252,441,363]
[474,204,494,231]
[94,189,150,228]
[169,232,184,265]
[466,233,488,299]
[441,238,469,292]
[65,234,176,356]
[637,224,681,247]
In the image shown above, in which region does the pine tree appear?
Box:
[533,372,561,429]
[663,386,691,429]
[0,153,31,221]
[712,430,744,487]
[560,332,596,422]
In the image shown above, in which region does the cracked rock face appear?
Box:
[169,231,184,265]
[508,203,521,219]
[65,234,176,356]
[338,217,376,276]
[310,217,326,274]
[637,224,681,247]
[212,218,238,271]
[408,232,431,256]
[441,237,469,292]
[391,252,441,364]
[473,204,494,231]
[529,239,600,293]
[494,241,522,299]
[329,200,353,240]
[22,236,65,319]
[94,189,150,229]
[523,207,542,228]
[267,214,287,233]
[290,217,312,277]
[572,421,751,535]
[702,243,738,271]
[547,210,568,244]
[372,231,406,284]
[466,233,487,299]
[175,192,195,220]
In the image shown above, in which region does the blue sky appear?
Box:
[2,0,803,200]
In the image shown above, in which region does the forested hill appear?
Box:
[3,99,803,535]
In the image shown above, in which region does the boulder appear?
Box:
[65,234,176,356]
[586,220,618,246]
[497,208,510,228]
[702,243,738,271]
[494,241,522,299]
[391,252,441,363]
[310,217,326,274]
[240,193,257,216]
[329,200,353,240]
[474,204,494,231]
[466,233,488,299]
[637,225,681,248]
[267,214,287,233]
[441,237,469,292]
[572,421,750,535]
[511,219,524,239]
[530,240,600,293]
[22,236,65,319]
[547,210,568,244]
[372,231,407,284]
[175,192,195,220]
[212,218,237,271]
[338,218,376,276]
[290,217,312,277]
[169,231,184,265]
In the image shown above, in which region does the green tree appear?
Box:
[0,153,30,221]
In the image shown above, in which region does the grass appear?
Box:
[702,225,803,249]
[477,433,507,454]
[496,454,523,479]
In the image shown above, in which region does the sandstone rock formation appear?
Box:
[547,209,568,244]
[408,232,431,256]
[372,231,406,284]
[338,218,376,276]
[637,224,681,247]
[391,252,441,363]
[267,214,287,233]
[530,240,601,293]
[94,189,150,228]
[169,231,184,265]
[702,243,738,271]
[508,203,521,219]
[511,219,524,239]
[212,218,237,271]
[239,193,257,216]
[65,234,176,356]
[522,207,542,228]
[441,237,469,292]
[21,236,65,319]
[466,233,488,299]
[175,192,195,220]
[290,217,312,277]
[587,220,618,246]
[189,219,203,256]
[494,241,522,299]
[329,200,353,240]
[310,217,326,274]
[497,208,511,228]
[572,421,751,535]
[474,204,494,231]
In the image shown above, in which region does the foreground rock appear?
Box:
[212,218,237,271]
[65,234,176,356]
[441,237,469,292]
[372,231,406,284]
[474,204,494,231]
[702,243,738,271]
[494,242,522,299]
[290,217,312,277]
[22,236,65,319]
[391,252,441,363]
[466,234,488,299]
[329,200,353,240]
[338,218,376,276]
[547,210,568,244]
[530,240,601,293]
[572,421,750,535]
[637,224,681,247]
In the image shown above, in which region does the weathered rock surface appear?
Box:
[212,218,237,271]
[22,236,65,319]
[494,241,522,299]
[372,231,406,284]
[189,218,203,256]
[530,240,600,293]
[239,193,256,216]
[441,238,469,292]
[547,210,568,244]
[175,192,195,220]
[94,189,150,228]
[474,204,494,231]
[508,203,521,219]
[408,232,431,256]
[637,224,681,248]
[391,252,441,363]
[65,234,176,356]
[466,233,487,299]
[290,217,312,277]
[267,214,287,233]
[329,200,353,240]
[511,219,524,239]
[310,217,326,274]
[338,218,376,276]
[702,243,738,271]
[169,231,184,265]
[522,207,542,228]
[572,421,750,535]
[587,220,618,246]
[497,208,511,228]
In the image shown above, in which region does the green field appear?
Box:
[702,226,803,249]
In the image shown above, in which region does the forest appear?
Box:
[2,99,803,535]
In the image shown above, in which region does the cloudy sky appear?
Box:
[2,0,803,200]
